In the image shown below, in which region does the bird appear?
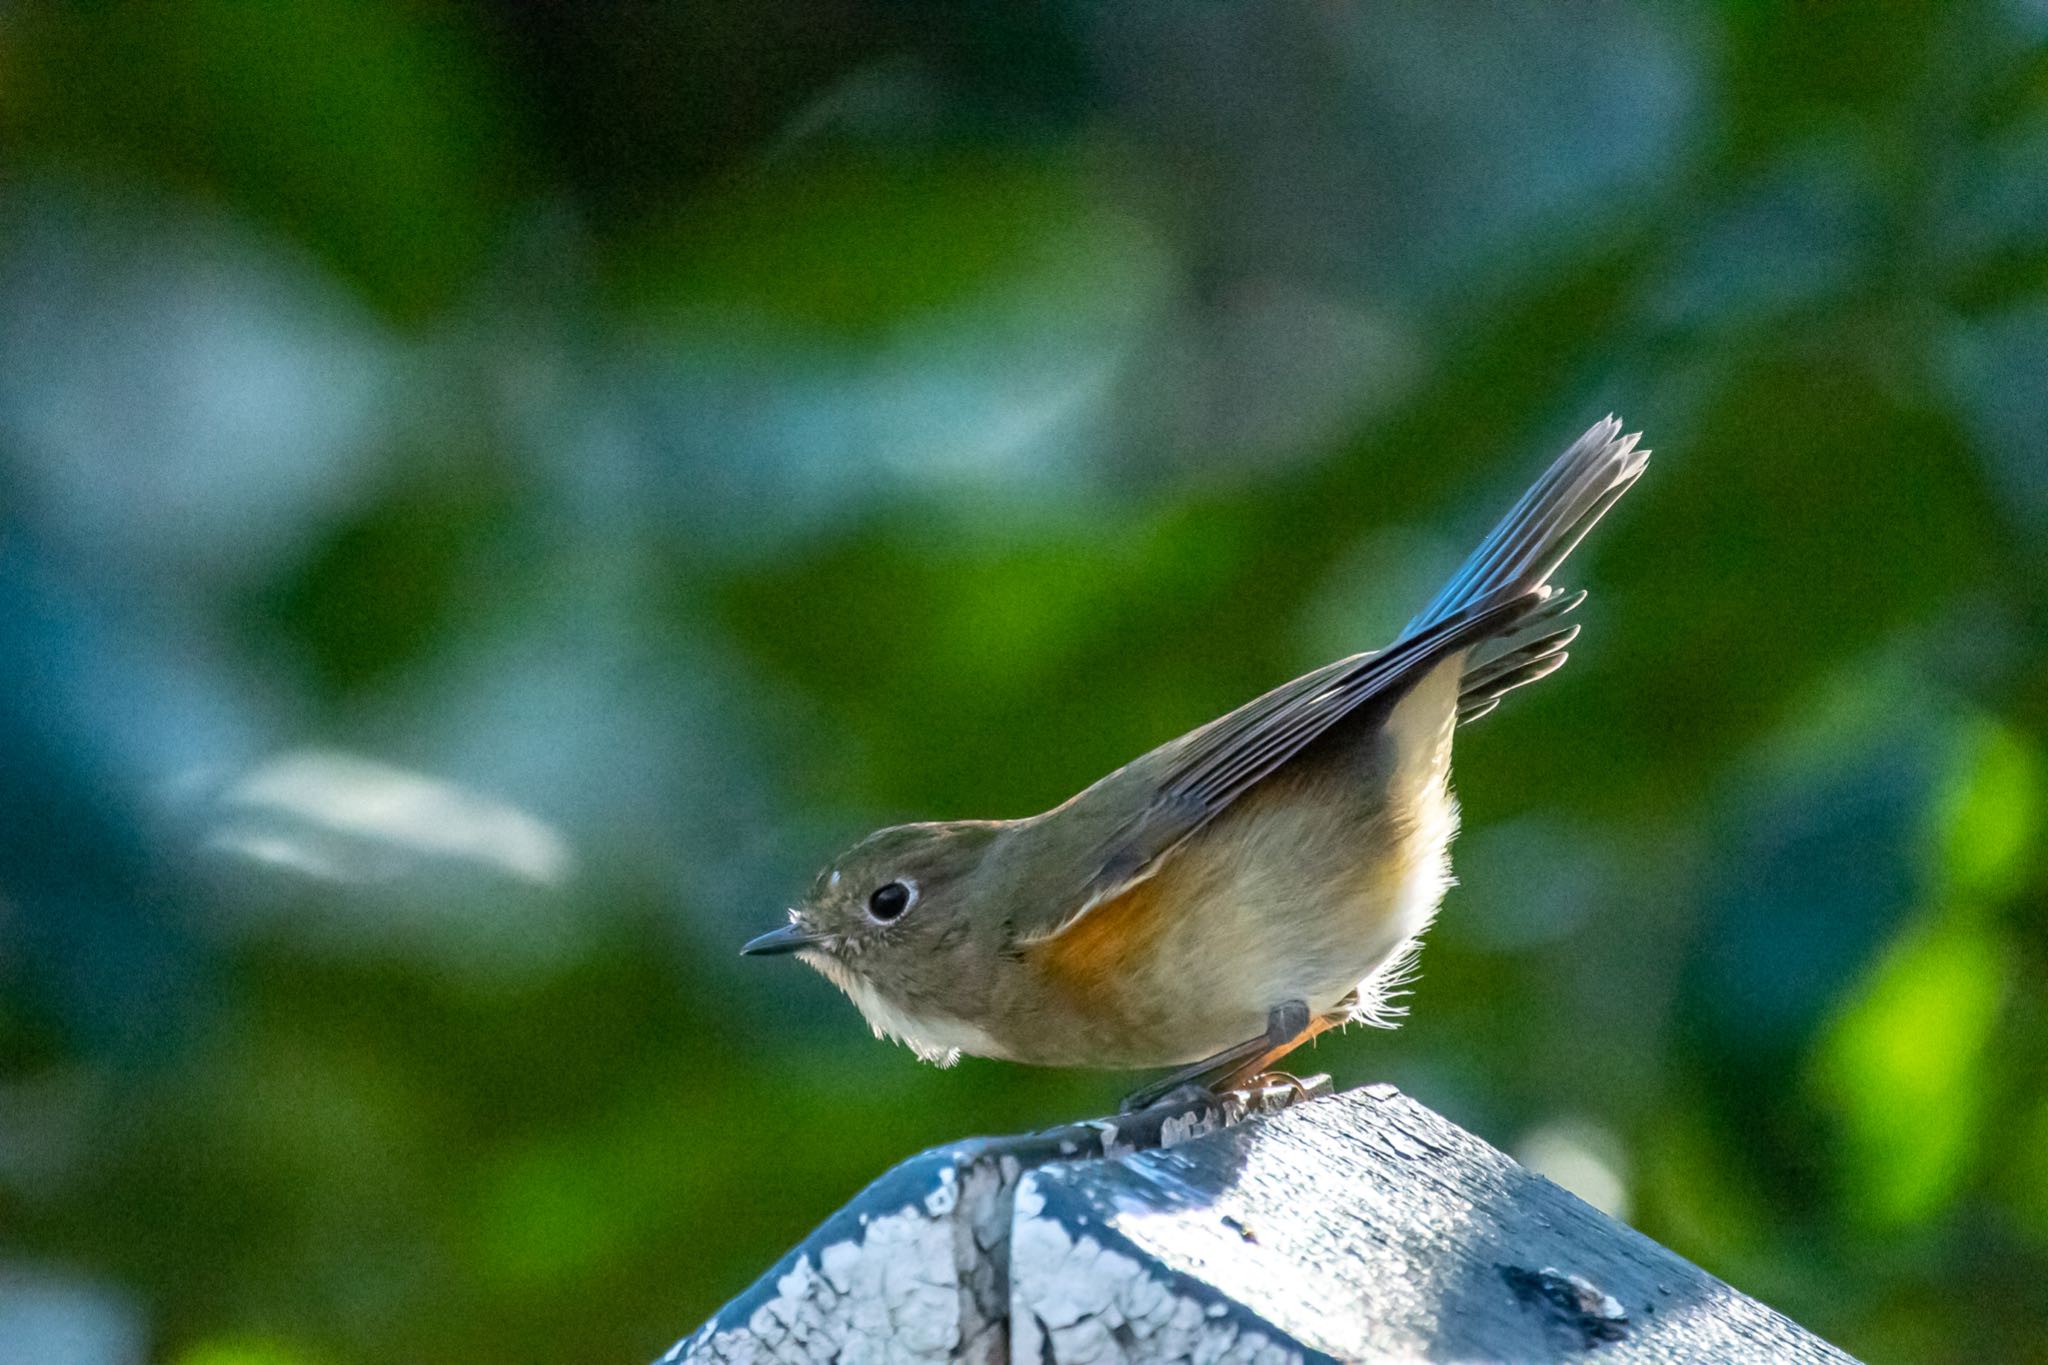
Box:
[742,417,1649,1109]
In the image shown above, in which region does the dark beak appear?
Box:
[740,922,827,957]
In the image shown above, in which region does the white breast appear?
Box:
[808,951,1009,1066]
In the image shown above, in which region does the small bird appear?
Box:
[744,417,1648,1108]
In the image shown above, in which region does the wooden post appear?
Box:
[660,1082,1853,1364]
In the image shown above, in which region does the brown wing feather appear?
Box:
[1018,417,1647,949]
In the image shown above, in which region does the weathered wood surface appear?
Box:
[663,1079,1322,1365]
[660,1082,1855,1364]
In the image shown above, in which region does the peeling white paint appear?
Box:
[1157,1107,1227,1148]
[924,1167,958,1217]
[675,1200,961,1363]
[664,1088,1323,1364]
[1010,1172,1302,1365]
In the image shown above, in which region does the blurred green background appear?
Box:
[1,3,2044,1362]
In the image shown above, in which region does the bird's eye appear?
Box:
[867,880,914,922]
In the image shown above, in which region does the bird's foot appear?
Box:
[1117,1070,1330,1119]
[1238,1070,1329,1108]
[1118,999,1316,1114]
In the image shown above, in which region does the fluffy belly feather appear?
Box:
[1105,775,1456,1063]
[1020,659,1462,1069]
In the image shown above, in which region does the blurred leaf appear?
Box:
[612,153,1135,338]
[1719,3,1948,167]
[2009,1100,2048,1241]
[1811,916,2005,1229]
[1568,351,1991,811]
[6,0,513,316]
[1679,664,1948,1073]
[262,458,522,695]
[1941,304,2048,541]
[1638,1107,1772,1269]
[0,181,401,591]
[177,1340,317,1365]
[712,513,1166,815]
[1935,719,2042,902]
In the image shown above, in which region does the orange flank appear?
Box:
[1027,873,1172,1013]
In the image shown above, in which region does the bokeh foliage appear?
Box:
[1,3,2044,1363]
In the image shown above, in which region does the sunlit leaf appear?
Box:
[178,1339,316,1365]
[1811,916,2006,1228]
[1935,719,2042,903]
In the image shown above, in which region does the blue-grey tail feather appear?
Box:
[1405,416,1647,634]
[1403,416,1649,717]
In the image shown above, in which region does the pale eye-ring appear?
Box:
[867,880,916,922]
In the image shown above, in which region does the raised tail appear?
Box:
[1404,416,1649,722]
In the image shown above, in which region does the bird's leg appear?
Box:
[1117,1044,1259,1115]
[1119,1000,1314,1114]
[1213,999,1335,1095]
[1217,999,1352,1095]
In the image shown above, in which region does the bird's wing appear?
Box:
[1012,592,1543,946]
[1016,417,1648,948]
